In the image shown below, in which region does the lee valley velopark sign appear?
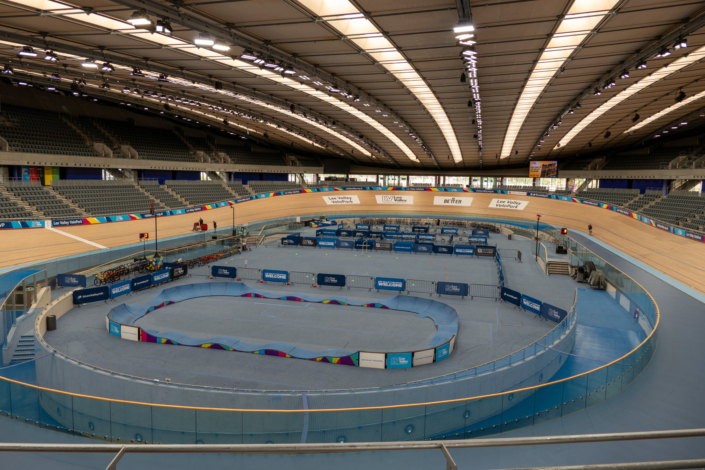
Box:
[375,195,414,204]
[433,196,473,206]
[322,195,361,205]
[488,198,529,210]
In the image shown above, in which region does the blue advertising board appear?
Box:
[336,239,354,249]
[109,280,132,299]
[212,265,237,278]
[355,239,375,250]
[320,229,338,237]
[263,269,289,283]
[384,224,400,232]
[385,233,403,240]
[413,243,434,253]
[386,352,412,369]
[441,227,458,234]
[454,245,475,256]
[501,287,521,307]
[473,229,490,237]
[393,241,414,252]
[356,224,370,230]
[412,226,428,233]
[437,282,468,297]
[435,343,450,362]
[418,234,436,242]
[57,273,86,288]
[354,230,370,238]
[151,269,171,285]
[375,277,405,291]
[433,245,453,254]
[369,231,386,239]
[317,273,346,287]
[475,245,497,257]
[131,274,152,291]
[73,286,110,304]
[467,236,488,244]
[541,302,567,323]
[339,230,353,237]
[109,321,121,337]
[317,237,337,248]
[521,294,542,315]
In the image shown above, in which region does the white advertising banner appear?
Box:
[412,349,435,367]
[433,196,473,206]
[508,191,528,196]
[322,195,361,205]
[489,198,529,210]
[359,351,386,369]
[120,325,139,342]
[375,195,414,205]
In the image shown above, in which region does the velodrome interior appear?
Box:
[0,0,704,469]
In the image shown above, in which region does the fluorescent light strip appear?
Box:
[624,90,705,133]
[500,0,618,158]
[297,0,453,162]
[3,0,404,161]
[557,45,705,148]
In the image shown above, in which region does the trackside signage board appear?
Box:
[109,321,121,337]
[393,242,414,252]
[109,280,131,299]
[375,242,393,251]
[336,239,354,249]
[317,238,337,248]
[120,325,139,342]
[541,302,568,323]
[454,245,475,256]
[151,269,171,285]
[435,342,451,362]
[501,287,521,307]
[375,277,405,291]
[58,274,86,288]
[131,274,152,291]
[375,195,413,204]
[359,352,386,369]
[170,265,188,280]
[433,196,473,206]
[322,195,360,205]
[212,266,237,278]
[433,245,453,254]
[413,243,434,253]
[476,245,497,257]
[521,294,542,315]
[413,349,434,366]
[263,269,289,282]
[489,198,529,210]
[472,229,490,237]
[437,282,468,297]
[300,238,318,247]
[317,273,346,287]
[73,286,110,304]
[387,352,412,369]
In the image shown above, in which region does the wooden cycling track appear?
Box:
[2,190,704,294]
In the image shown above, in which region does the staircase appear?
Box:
[134,184,170,209]
[0,183,44,218]
[245,234,260,246]
[161,185,189,207]
[46,186,90,217]
[10,334,35,365]
[546,261,570,275]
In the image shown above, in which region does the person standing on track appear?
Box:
[588,224,593,235]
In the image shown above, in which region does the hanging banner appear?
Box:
[501,287,521,307]
[263,269,289,283]
[317,273,346,287]
[541,302,568,323]
[109,280,132,299]
[433,196,473,206]
[375,277,405,291]
[57,273,86,288]
[212,266,237,278]
[489,199,529,210]
[454,245,475,256]
[73,286,110,304]
[521,294,542,315]
[131,274,152,291]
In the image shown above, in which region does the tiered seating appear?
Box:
[603,147,694,170]
[53,180,165,216]
[219,145,286,166]
[7,185,81,218]
[247,181,304,194]
[640,191,705,225]
[165,181,233,206]
[0,194,35,219]
[226,182,251,197]
[561,159,593,171]
[308,182,366,188]
[0,105,98,157]
[496,186,571,196]
[578,188,640,206]
[183,136,212,153]
[626,191,662,211]
[139,181,186,209]
[93,119,196,162]
[295,155,321,167]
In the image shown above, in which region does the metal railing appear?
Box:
[468,284,501,300]
[406,279,436,296]
[347,275,375,291]
[289,271,316,285]
[1,429,703,470]
[237,267,262,280]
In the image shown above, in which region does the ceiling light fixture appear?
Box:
[81,59,98,68]
[212,40,231,52]
[101,62,114,72]
[194,33,215,46]
[126,10,151,26]
[18,46,37,57]
[44,51,58,62]
[155,19,172,36]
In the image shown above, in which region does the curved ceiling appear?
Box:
[0,0,702,169]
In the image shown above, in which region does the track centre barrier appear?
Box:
[347,275,375,291]
[237,268,262,281]
[289,271,316,285]
[406,279,436,296]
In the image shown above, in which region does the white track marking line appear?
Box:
[45,223,107,249]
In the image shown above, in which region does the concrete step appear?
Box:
[546,261,570,275]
